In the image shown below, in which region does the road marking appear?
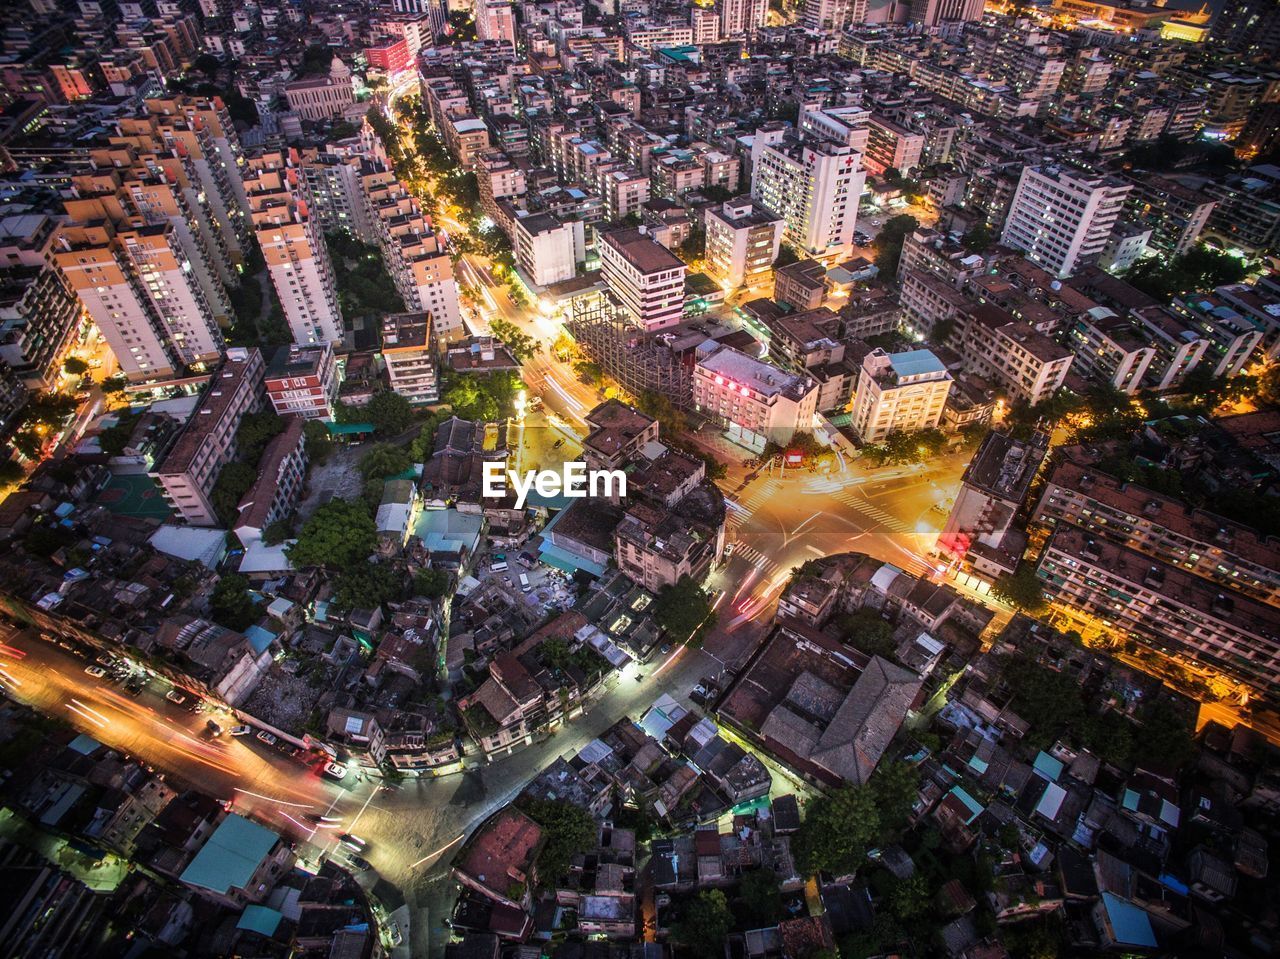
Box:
[832,490,915,534]
[410,832,465,870]
[233,788,314,808]
[732,544,781,576]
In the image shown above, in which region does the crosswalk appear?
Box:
[831,489,917,535]
[731,543,783,577]
[725,479,781,531]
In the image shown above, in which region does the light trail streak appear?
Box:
[409,833,465,870]
[233,788,315,808]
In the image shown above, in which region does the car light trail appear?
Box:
[233,787,315,808]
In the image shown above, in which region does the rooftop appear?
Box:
[456,807,543,896]
[179,813,280,895]
[601,228,685,275]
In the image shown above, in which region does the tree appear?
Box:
[652,576,715,643]
[303,419,333,464]
[1125,245,1247,303]
[0,460,22,486]
[489,317,540,361]
[443,375,500,421]
[97,413,140,456]
[520,797,597,888]
[792,784,881,876]
[673,890,733,959]
[573,359,602,386]
[287,499,377,570]
[367,390,414,435]
[360,443,413,479]
[413,567,451,599]
[887,874,930,922]
[63,356,89,375]
[774,244,801,267]
[835,609,896,657]
[738,869,784,923]
[870,762,920,839]
[262,518,293,546]
[872,214,920,278]
[637,390,687,434]
[236,410,285,464]
[210,461,256,527]
[962,222,994,252]
[210,573,258,631]
[332,563,404,611]
[990,564,1046,613]
[23,523,72,558]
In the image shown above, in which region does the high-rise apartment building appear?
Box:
[1209,0,1280,63]
[0,213,81,390]
[599,229,686,332]
[1000,164,1131,278]
[802,0,866,33]
[703,198,784,291]
[905,0,984,26]
[475,0,516,46]
[150,347,264,526]
[244,153,344,347]
[720,0,768,37]
[264,344,339,421]
[514,213,578,287]
[849,348,952,443]
[750,129,867,261]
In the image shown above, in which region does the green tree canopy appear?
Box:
[792,784,881,876]
[287,499,377,570]
[652,576,716,644]
[870,762,921,840]
[210,573,258,632]
[63,356,89,375]
[303,419,333,464]
[872,214,920,278]
[360,443,413,479]
[210,461,257,527]
[990,564,1046,613]
[519,797,597,888]
[835,609,896,657]
[236,410,285,464]
[366,390,415,435]
[737,869,784,923]
[673,890,733,959]
[413,567,451,599]
[332,563,404,611]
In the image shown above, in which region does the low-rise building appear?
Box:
[263,344,338,420]
[382,312,439,404]
[233,415,307,544]
[693,342,817,452]
[703,197,784,290]
[850,348,952,443]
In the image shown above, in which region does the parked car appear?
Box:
[165,689,187,705]
[347,854,372,871]
[205,720,223,737]
[229,724,253,736]
[256,730,278,746]
[322,761,348,781]
[84,665,107,678]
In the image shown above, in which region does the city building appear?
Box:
[513,213,578,287]
[599,228,687,332]
[475,0,516,47]
[849,348,952,444]
[750,129,867,261]
[582,399,659,472]
[382,312,439,405]
[233,415,307,544]
[1037,523,1280,709]
[720,0,768,37]
[151,348,265,526]
[693,342,817,452]
[263,344,339,421]
[283,57,356,122]
[244,153,344,347]
[802,0,867,33]
[703,198,784,291]
[1001,164,1131,278]
[938,430,1050,581]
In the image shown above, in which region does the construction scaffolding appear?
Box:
[566,290,693,408]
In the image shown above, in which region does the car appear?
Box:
[165,689,187,705]
[305,812,341,824]
[346,854,372,871]
[125,679,145,696]
[723,543,735,558]
[205,720,223,737]
[84,665,107,678]
[230,724,253,736]
[256,730,278,746]
[660,644,672,655]
[322,761,348,781]
[552,438,565,449]
[518,551,537,567]
[338,833,367,849]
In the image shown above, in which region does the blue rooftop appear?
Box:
[947,786,984,825]
[237,905,284,937]
[413,508,483,557]
[1101,892,1157,948]
[889,349,946,378]
[1033,751,1064,782]
[68,733,101,755]
[180,814,280,895]
[244,625,276,655]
